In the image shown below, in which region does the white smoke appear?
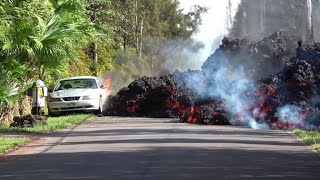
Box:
[179,0,241,68]
[178,53,269,129]
[307,0,313,34]
[276,105,305,126]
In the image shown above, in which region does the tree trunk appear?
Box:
[89,3,99,76]
[93,41,98,76]
[139,18,144,59]
[123,22,127,52]
[135,0,139,55]
[39,65,45,80]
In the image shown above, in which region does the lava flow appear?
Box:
[105,32,320,130]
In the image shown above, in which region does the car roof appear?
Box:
[59,76,99,81]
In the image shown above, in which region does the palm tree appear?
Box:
[30,14,95,79]
[0,0,95,121]
[0,68,19,122]
[1,0,95,79]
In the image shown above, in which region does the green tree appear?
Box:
[0,0,96,122]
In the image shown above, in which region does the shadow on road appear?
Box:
[1,117,320,179]
[66,128,295,137]
[1,144,320,179]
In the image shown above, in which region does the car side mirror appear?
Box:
[100,85,106,89]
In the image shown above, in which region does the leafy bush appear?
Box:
[0,67,19,122]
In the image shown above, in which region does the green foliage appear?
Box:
[30,14,95,78]
[107,0,207,51]
[0,0,94,74]
[294,129,320,152]
[0,137,31,154]
[0,0,96,121]
[0,66,19,121]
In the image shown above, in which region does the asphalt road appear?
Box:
[1,117,320,180]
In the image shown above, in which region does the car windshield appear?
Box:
[56,79,98,90]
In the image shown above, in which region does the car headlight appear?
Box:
[82,95,95,100]
[48,97,61,102]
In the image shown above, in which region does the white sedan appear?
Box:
[47,76,107,116]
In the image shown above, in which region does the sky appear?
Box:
[179,0,241,65]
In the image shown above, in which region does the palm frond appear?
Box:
[0,68,19,108]
[53,0,81,14]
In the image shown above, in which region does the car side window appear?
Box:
[84,79,98,89]
[56,81,64,90]
[64,84,72,89]
[97,79,103,88]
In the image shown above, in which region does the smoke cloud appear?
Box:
[180,0,241,66]
[104,1,242,93]
[230,0,320,42]
[103,38,204,94]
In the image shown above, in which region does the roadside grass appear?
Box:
[0,114,93,133]
[0,137,31,154]
[294,129,320,152]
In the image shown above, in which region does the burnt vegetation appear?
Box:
[105,32,320,129]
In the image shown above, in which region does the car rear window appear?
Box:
[56,79,98,90]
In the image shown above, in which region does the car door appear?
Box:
[96,78,107,106]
